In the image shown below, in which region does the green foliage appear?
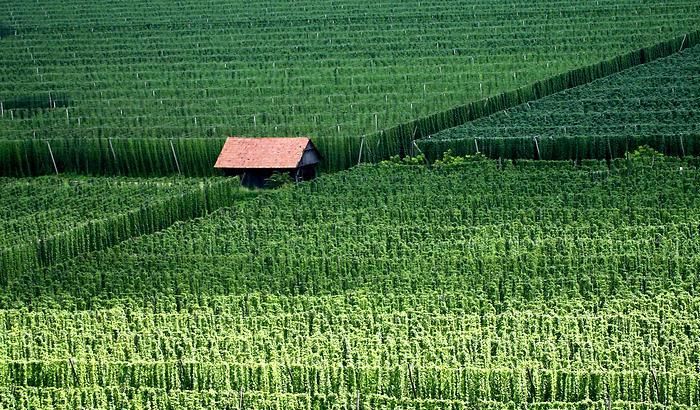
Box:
[380,154,426,166]
[0,176,250,285]
[626,145,666,168]
[264,171,293,188]
[0,4,699,175]
[432,149,487,166]
[1,162,700,408]
[1,1,697,142]
[420,43,700,162]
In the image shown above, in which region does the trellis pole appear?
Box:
[239,384,244,410]
[407,363,417,399]
[108,138,117,163]
[357,136,365,165]
[679,34,688,52]
[412,140,430,166]
[170,139,181,175]
[46,140,58,175]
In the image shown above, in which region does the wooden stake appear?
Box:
[170,139,181,175]
[533,137,541,159]
[0,101,3,117]
[239,384,244,410]
[605,381,612,410]
[68,357,78,386]
[680,135,685,157]
[285,363,295,392]
[407,363,417,399]
[355,389,360,410]
[474,138,480,154]
[410,126,420,155]
[651,368,660,403]
[680,34,688,52]
[526,367,536,403]
[412,141,430,166]
[357,136,365,165]
[108,138,117,163]
[46,140,58,175]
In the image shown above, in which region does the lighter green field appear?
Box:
[2,159,700,408]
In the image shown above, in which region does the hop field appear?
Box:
[418,43,700,160]
[0,0,699,144]
[2,159,700,408]
[0,176,249,285]
[1,1,700,409]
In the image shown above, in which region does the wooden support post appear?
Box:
[0,101,3,118]
[170,139,181,175]
[407,363,417,399]
[412,140,430,166]
[474,138,480,154]
[46,140,58,175]
[533,136,541,159]
[409,126,419,157]
[651,368,660,403]
[680,34,688,52]
[605,381,612,410]
[239,384,244,410]
[108,138,117,163]
[526,367,536,403]
[355,389,360,410]
[357,136,365,165]
[68,357,78,386]
[680,135,685,157]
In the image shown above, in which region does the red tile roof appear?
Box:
[214,137,313,169]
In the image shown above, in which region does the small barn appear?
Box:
[214,137,322,187]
